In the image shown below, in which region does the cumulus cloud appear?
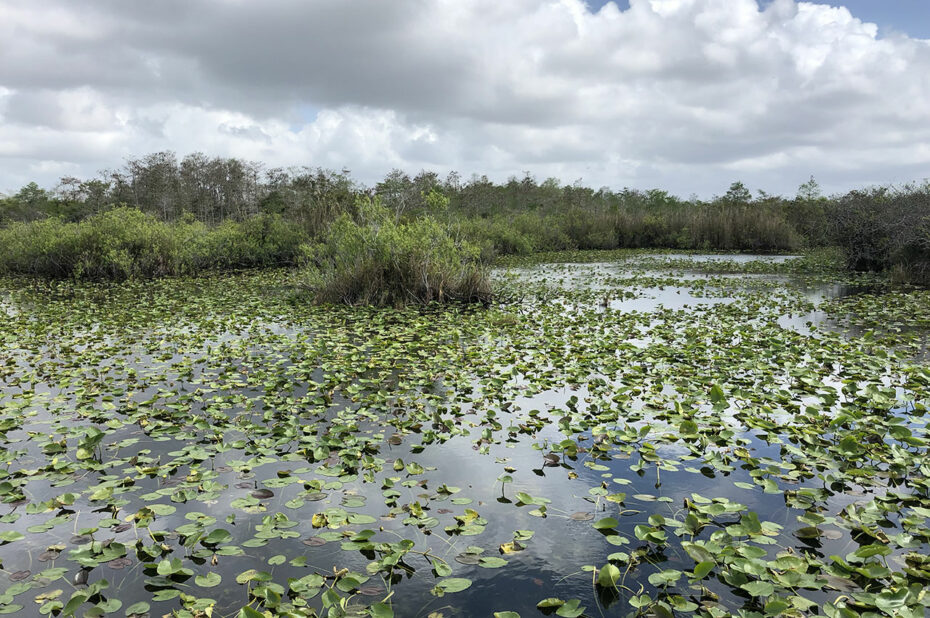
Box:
[0,0,928,196]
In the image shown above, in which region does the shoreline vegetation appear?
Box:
[1,152,928,301]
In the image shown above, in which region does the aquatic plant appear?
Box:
[299,197,494,306]
[0,251,928,617]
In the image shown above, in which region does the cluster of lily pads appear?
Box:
[0,251,928,617]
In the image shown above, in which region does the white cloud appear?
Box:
[0,0,928,197]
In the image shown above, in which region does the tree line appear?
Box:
[1,151,928,282]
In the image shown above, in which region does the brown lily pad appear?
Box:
[454,553,481,565]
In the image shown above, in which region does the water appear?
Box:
[0,255,926,617]
[632,253,802,264]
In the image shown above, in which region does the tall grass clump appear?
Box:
[460,204,800,258]
[0,206,306,280]
[300,197,494,306]
[675,204,802,251]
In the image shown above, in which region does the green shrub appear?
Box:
[0,208,181,279]
[458,216,536,259]
[0,207,306,280]
[300,197,493,306]
[189,214,306,270]
[517,214,574,252]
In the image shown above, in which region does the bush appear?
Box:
[0,208,182,279]
[189,214,306,270]
[458,216,536,260]
[830,187,930,281]
[0,207,306,280]
[517,214,574,252]
[300,197,494,306]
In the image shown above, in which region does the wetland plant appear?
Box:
[1,254,929,616]
[0,207,305,280]
[299,196,494,306]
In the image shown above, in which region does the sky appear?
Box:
[0,0,929,198]
[591,1,930,37]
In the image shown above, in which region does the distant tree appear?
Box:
[0,182,53,221]
[797,176,822,201]
[376,169,417,221]
[127,152,181,220]
[443,171,462,193]
[645,189,676,208]
[454,175,495,218]
[723,181,752,205]
[80,180,111,213]
[755,189,784,205]
[540,177,561,192]
[413,170,441,195]
[15,182,49,208]
[55,176,83,202]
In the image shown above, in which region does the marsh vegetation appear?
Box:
[2,153,930,291]
[2,155,930,616]
[1,250,929,617]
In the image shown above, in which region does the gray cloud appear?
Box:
[0,0,929,196]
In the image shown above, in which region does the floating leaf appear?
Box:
[125,601,150,616]
[436,578,472,593]
[741,581,775,597]
[195,572,221,588]
[555,599,585,618]
[479,556,508,569]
